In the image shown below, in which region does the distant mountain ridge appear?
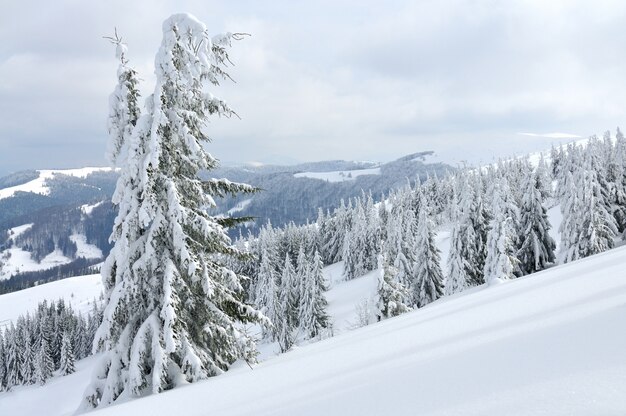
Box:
[0,152,452,292]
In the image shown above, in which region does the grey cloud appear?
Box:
[1,0,626,176]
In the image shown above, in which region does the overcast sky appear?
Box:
[1,0,626,175]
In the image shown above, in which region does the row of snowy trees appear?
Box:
[555,132,626,262]
[237,222,330,352]
[234,129,626,325]
[0,298,103,390]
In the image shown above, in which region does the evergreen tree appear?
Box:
[104,30,141,166]
[469,173,490,285]
[609,127,626,233]
[20,330,35,385]
[484,177,521,284]
[412,207,444,307]
[575,166,618,258]
[518,170,556,274]
[5,324,20,387]
[298,250,329,339]
[83,14,265,408]
[59,331,76,376]
[35,338,54,385]
[254,250,280,340]
[0,331,6,391]
[295,246,308,312]
[376,255,412,319]
[280,254,299,329]
[446,185,469,295]
[342,230,358,280]
[324,200,351,265]
[277,254,297,352]
[447,174,481,293]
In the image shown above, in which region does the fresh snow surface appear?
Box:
[0,228,101,281]
[0,273,102,330]
[0,167,115,200]
[325,262,378,333]
[6,223,33,240]
[0,248,72,281]
[70,234,103,259]
[3,245,626,415]
[294,167,381,182]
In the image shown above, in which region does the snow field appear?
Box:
[294,167,381,182]
[0,167,115,200]
[0,248,72,281]
[2,245,625,415]
[0,273,102,331]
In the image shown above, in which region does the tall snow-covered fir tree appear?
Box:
[83,14,266,408]
[35,337,54,386]
[254,250,280,340]
[376,254,412,319]
[411,199,444,308]
[517,169,556,274]
[277,254,297,352]
[483,178,521,284]
[104,30,141,166]
[446,184,467,295]
[60,331,76,376]
[0,331,6,391]
[446,174,481,294]
[298,250,330,339]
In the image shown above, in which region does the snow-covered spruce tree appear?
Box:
[295,246,308,311]
[376,254,412,319]
[83,14,266,408]
[446,184,468,295]
[0,331,6,391]
[517,169,556,275]
[323,200,350,265]
[559,170,580,263]
[5,324,20,387]
[280,253,299,330]
[298,250,329,339]
[574,162,618,258]
[254,250,280,340]
[342,229,358,280]
[446,174,481,294]
[608,127,626,233]
[21,330,35,385]
[60,331,76,376]
[483,179,521,285]
[277,254,297,352]
[104,30,141,166]
[412,205,444,308]
[35,337,54,385]
[469,172,490,285]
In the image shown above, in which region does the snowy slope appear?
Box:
[2,245,626,415]
[0,273,102,330]
[0,248,72,280]
[0,167,115,200]
[294,167,381,182]
[0,222,103,280]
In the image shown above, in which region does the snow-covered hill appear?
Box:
[0,225,102,281]
[0,167,115,200]
[0,273,102,331]
[2,244,626,415]
[294,167,381,182]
